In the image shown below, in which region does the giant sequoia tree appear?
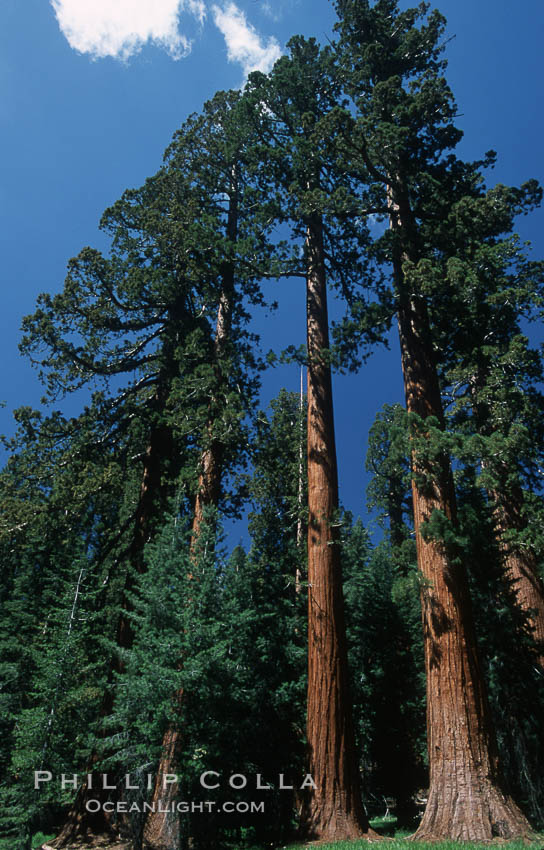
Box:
[424,188,544,824]
[19,142,255,845]
[142,91,277,850]
[245,38,382,842]
[27,220,190,846]
[335,0,532,839]
[427,190,544,667]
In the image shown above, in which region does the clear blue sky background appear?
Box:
[1,0,543,545]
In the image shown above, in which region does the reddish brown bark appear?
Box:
[491,486,544,667]
[137,686,184,850]
[388,190,531,840]
[470,371,544,667]
[48,753,119,848]
[301,216,374,843]
[296,366,305,593]
[143,183,237,850]
[120,397,174,650]
[189,281,232,551]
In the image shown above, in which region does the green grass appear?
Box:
[283,822,544,850]
[284,843,542,850]
[21,829,544,850]
[282,816,544,850]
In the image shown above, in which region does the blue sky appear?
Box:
[1,0,543,542]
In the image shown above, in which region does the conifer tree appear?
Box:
[18,135,245,845]
[363,406,426,820]
[142,91,275,849]
[366,398,544,827]
[0,406,130,845]
[245,38,382,841]
[334,0,532,838]
[424,192,544,824]
[427,197,544,666]
[116,388,309,847]
[248,389,308,597]
[366,404,413,562]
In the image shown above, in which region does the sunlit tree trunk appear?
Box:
[389,186,531,840]
[295,366,305,593]
[301,214,373,842]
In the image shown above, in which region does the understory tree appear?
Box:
[362,405,426,821]
[0,403,137,845]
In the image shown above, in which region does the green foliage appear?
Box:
[244,35,390,371]
[108,502,305,848]
[0,535,107,842]
[361,405,429,817]
[455,485,544,827]
[285,840,544,850]
[247,389,307,583]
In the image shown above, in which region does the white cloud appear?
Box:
[212,2,281,77]
[50,0,206,61]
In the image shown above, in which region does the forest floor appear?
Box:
[31,839,544,850]
[283,816,544,848]
[285,841,542,850]
[30,820,544,850]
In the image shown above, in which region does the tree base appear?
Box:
[303,827,382,845]
[141,778,181,849]
[48,819,117,849]
[142,818,181,850]
[47,778,119,849]
[410,781,533,842]
[300,801,382,845]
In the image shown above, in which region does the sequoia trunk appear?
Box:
[296,366,305,593]
[143,181,237,850]
[491,485,544,667]
[301,215,373,842]
[142,324,227,850]
[389,189,531,840]
[470,371,544,667]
